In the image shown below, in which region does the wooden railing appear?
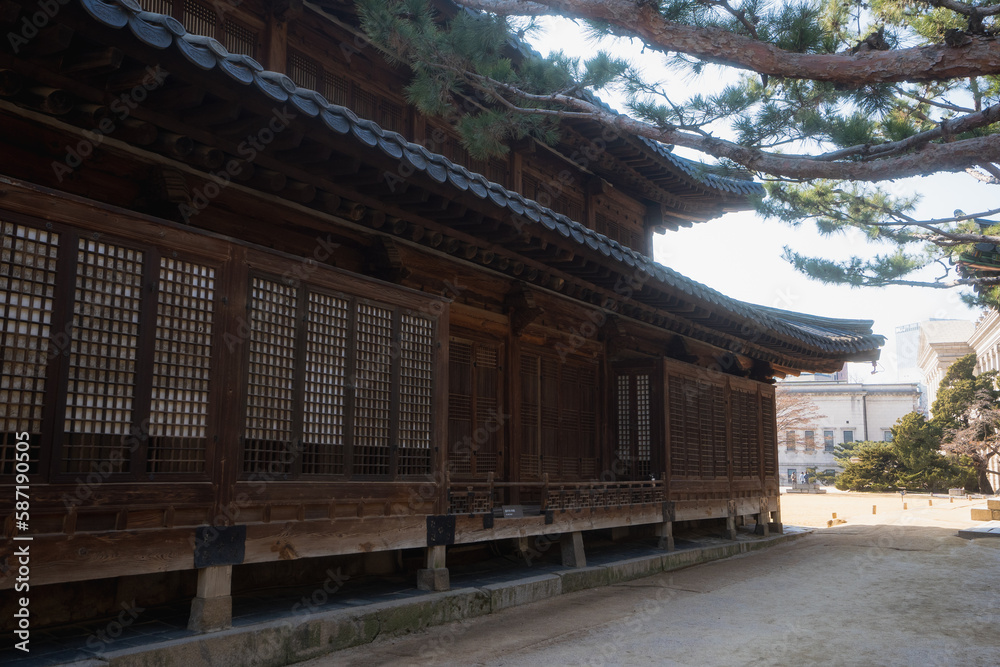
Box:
[447,472,667,515]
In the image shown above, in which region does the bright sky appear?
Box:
[528,18,995,383]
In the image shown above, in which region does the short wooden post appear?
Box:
[188,565,232,633]
[873,505,877,515]
[904,502,907,510]
[758,497,771,537]
[417,545,449,591]
[560,531,587,568]
[832,512,837,519]
[929,499,933,506]
[656,520,675,552]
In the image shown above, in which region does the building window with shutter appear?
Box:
[447,336,503,479]
[786,431,797,451]
[521,349,599,481]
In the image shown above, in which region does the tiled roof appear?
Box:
[74,0,884,361]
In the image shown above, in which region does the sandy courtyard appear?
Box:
[778,488,992,529]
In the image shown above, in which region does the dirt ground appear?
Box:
[296,491,1000,667]
[778,488,990,529]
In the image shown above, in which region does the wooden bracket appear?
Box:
[366,236,411,283]
[664,335,698,364]
[600,315,638,356]
[506,282,544,337]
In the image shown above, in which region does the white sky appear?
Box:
[528,18,995,383]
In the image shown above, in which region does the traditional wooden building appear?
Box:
[0,0,884,634]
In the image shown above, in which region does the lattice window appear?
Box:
[614,370,654,481]
[761,391,776,476]
[224,19,258,58]
[288,49,320,91]
[147,258,214,474]
[352,84,379,123]
[138,0,173,15]
[61,239,143,474]
[635,374,651,479]
[182,0,217,38]
[243,277,298,475]
[324,72,350,107]
[398,314,434,476]
[378,100,404,134]
[0,222,58,475]
[615,374,631,469]
[353,302,393,477]
[486,158,509,188]
[301,292,349,476]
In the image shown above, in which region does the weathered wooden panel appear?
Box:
[242,516,428,561]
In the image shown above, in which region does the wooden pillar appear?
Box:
[188,565,232,633]
[725,499,737,540]
[769,497,783,534]
[655,520,675,552]
[560,531,586,568]
[757,496,770,537]
[417,545,449,591]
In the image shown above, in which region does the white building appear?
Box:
[777,378,922,485]
[917,320,976,410]
[968,310,1000,490]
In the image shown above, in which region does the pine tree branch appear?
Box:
[894,87,976,114]
[924,0,1000,18]
[967,164,1000,183]
[453,70,1000,181]
[454,0,1000,84]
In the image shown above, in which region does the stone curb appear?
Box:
[74,531,809,667]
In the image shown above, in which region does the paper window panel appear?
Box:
[147,258,214,474]
[242,277,297,474]
[301,291,349,476]
[397,314,433,476]
[353,302,393,476]
[0,222,58,474]
[61,239,143,474]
